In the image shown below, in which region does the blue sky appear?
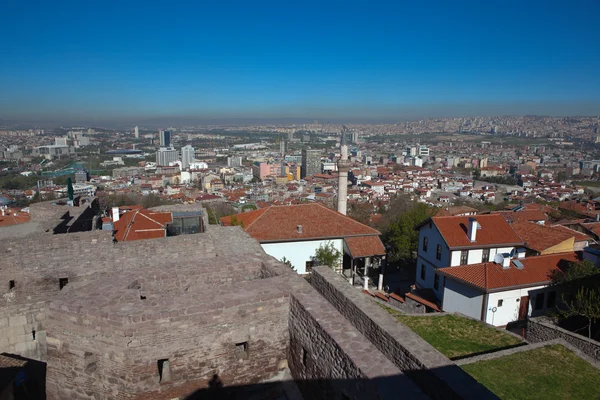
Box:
[1,0,599,122]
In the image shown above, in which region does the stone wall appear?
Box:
[388,294,427,314]
[45,263,292,400]
[527,317,600,362]
[288,280,426,400]
[310,267,499,400]
[0,226,269,363]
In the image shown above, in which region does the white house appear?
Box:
[415,214,525,300]
[220,203,386,277]
[437,252,580,326]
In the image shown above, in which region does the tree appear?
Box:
[280,257,295,271]
[550,260,600,339]
[229,215,244,227]
[557,287,600,339]
[313,241,342,270]
[67,177,74,201]
[383,202,433,264]
[549,260,598,288]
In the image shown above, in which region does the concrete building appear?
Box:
[134,126,139,139]
[159,130,171,147]
[280,140,287,155]
[227,156,242,167]
[301,148,321,178]
[156,147,178,166]
[252,162,282,180]
[181,145,195,170]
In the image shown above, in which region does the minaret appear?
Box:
[337,127,350,215]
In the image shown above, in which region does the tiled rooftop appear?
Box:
[430,214,523,248]
[438,252,580,292]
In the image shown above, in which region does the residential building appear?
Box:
[221,203,386,280]
[511,221,576,256]
[301,148,321,178]
[416,214,524,299]
[112,205,172,242]
[227,156,242,167]
[181,145,195,169]
[438,252,580,326]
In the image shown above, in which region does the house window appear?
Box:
[547,291,557,308]
[460,250,468,265]
[482,249,490,263]
[436,245,442,260]
[420,264,426,280]
[157,359,171,383]
[59,278,69,290]
[433,274,439,290]
[423,237,428,252]
[9,280,15,290]
[497,299,503,307]
[305,261,313,273]
[535,293,545,310]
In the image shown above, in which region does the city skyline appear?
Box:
[1,0,599,123]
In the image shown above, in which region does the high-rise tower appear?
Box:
[134,126,139,139]
[159,130,171,147]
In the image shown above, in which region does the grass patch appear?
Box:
[379,305,522,358]
[462,344,600,400]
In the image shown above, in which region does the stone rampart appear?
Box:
[310,266,498,400]
[288,280,426,400]
[527,317,600,362]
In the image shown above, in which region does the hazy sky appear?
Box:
[1,0,599,123]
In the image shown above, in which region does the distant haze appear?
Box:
[1,1,599,125]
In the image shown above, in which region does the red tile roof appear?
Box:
[428,214,523,249]
[435,205,478,216]
[438,252,580,292]
[345,236,386,258]
[550,225,591,242]
[0,209,30,227]
[220,203,381,242]
[511,221,575,252]
[495,210,548,223]
[113,207,172,242]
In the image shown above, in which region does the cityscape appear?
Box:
[1,1,600,400]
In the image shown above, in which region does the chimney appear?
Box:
[467,217,478,242]
[112,207,120,223]
[297,225,303,234]
[596,214,599,222]
[1,208,4,216]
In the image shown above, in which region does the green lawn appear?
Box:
[380,305,522,358]
[462,345,600,400]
